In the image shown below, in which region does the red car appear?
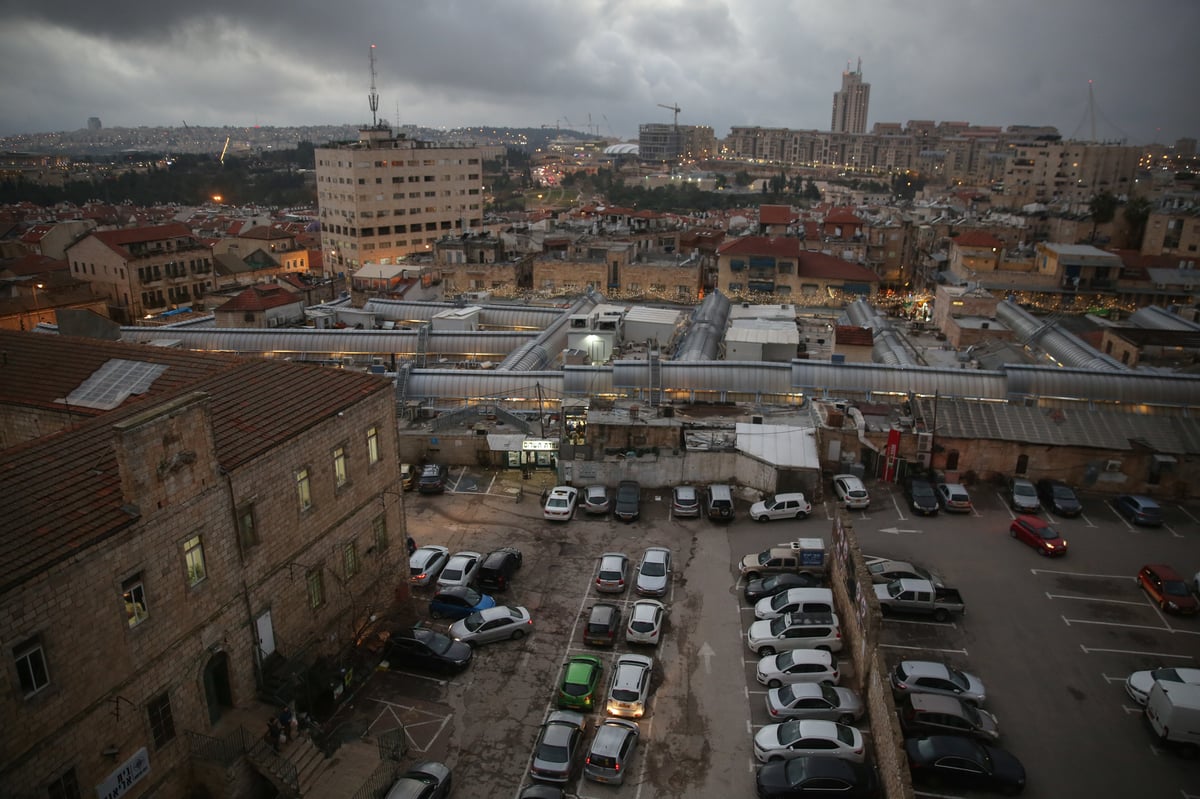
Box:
[1137,564,1199,615]
[1009,515,1068,556]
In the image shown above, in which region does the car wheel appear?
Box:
[839,713,855,725]
[795,511,808,519]
[511,629,525,641]
[768,755,785,763]
[759,646,776,656]
[768,679,781,689]
[430,609,442,620]
[746,572,761,581]
[932,608,950,623]
[756,515,769,523]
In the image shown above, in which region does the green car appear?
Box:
[558,654,603,711]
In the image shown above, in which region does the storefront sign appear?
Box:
[96,747,150,799]
[521,439,557,451]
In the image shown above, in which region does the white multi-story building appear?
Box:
[831,60,871,135]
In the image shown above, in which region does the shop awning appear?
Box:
[487,433,527,451]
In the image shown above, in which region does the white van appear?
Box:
[1146,680,1200,755]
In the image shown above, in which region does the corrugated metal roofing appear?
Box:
[791,362,1009,399]
[1129,305,1200,331]
[995,301,1125,370]
[563,366,615,396]
[365,298,568,328]
[117,328,536,358]
[1004,365,1200,405]
[614,361,795,394]
[404,370,566,402]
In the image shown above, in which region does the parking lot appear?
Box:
[338,468,1200,798]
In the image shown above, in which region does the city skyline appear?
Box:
[0,0,1197,145]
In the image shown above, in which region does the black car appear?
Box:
[382,627,472,674]
[383,760,452,799]
[756,755,879,798]
[744,572,822,603]
[418,464,448,494]
[1036,478,1081,517]
[905,735,1026,795]
[614,480,640,522]
[1113,494,1164,526]
[904,477,940,516]
[583,602,623,647]
[477,547,523,591]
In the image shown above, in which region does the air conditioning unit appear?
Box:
[917,432,933,453]
[917,452,932,468]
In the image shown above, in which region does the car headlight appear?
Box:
[1168,601,1179,609]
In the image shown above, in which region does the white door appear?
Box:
[255,610,276,659]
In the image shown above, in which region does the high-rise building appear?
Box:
[86,117,102,131]
[831,60,870,134]
[315,126,485,275]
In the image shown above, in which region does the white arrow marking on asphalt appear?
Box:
[698,641,715,674]
[878,526,923,535]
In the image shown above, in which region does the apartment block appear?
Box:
[716,237,880,299]
[0,331,405,799]
[315,126,485,274]
[831,61,871,134]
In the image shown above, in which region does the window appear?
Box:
[366,426,380,464]
[344,540,360,578]
[307,569,325,609]
[147,691,176,748]
[184,535,206,586]
[296,468,312,511]
[46,767,80,799]
[237,503,259,550]
[372,514,388,552]
[333,446,348,488]
[14,638,49,696]
[123,574,148,627]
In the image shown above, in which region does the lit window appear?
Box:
[333,447,348,487]
[344,540,360,578]
[184,536,206,586]
[123,574,149,627]
[147,692,176,748]
[366,426,380,464]
[14,638,50,696]
[307,570,325,609]
[296,468,312,511]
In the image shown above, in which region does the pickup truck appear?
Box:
[738,539,828,581]
[874,578,965,622]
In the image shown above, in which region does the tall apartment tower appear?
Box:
[831,59,870,134]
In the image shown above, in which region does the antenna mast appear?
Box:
[368,44,380,128]
[1087,79,1096,143]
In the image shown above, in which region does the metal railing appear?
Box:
[248,736,299,794]
[187,727,254,767]
[348,760,404,799]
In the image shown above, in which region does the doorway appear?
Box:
[202,652,233,725]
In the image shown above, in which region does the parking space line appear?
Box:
[1031,567,1136,580]
[881,616,958,629]
[881,643,968,655]
[1122,704,1145,715]
[1079,644,1196,658]
[1063,616,1171,631]
[1046,591,1147,606]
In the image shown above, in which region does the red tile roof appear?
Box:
[953,231,1004,249]
[798,252,879,282]
[759,205,795,225]
[718,236,804,258]
[216,284,302,312]
[825,208,862,225]
[88,223,197,258]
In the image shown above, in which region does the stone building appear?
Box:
[0,330,405,799]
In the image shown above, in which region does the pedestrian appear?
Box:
[266,717,283,752]
[278,705,297,743]
[406,536,417,556]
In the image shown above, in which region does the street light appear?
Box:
[30,282,44,328]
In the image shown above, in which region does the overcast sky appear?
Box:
[1,0,1196,145]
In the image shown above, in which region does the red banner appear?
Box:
[883,428,901,482]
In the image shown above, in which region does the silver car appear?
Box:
[626,599,666,646]
[635,546,671,597]
[530,710,585,783]
[890,660,987,706]
[582,719,639,785]
[671,485,701,517]
[436,550,482,589]
[595,552,629,594]
[753,718,865,763]
[448,605,533,647]
[606,654,653,718]
[409,545,450,587]
[765,682,863,724]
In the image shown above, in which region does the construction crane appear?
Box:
[219,136,231,165]
[657,102,681,131]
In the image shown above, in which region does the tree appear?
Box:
[1122,195,1152,250]
[1088,191,1119,242]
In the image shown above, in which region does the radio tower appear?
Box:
[368,44,380,128]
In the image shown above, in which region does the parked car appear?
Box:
[1008,477,1040,513]
[530,711,585,783]
[516,785,563,799]
[583,603,623,647]
[756,649,840,688]
[671,485,701,517]
[936,482,972,513]
[864,557,943,587]
[635,546,672,597]
[476,547,522,592]
[1138,564,1199,615]
[399,463,417,491]
[614,480,641,522]
[753,719,865,763]
[898,693,1000,741]
[755,756,879,799]
[417,463,447,494]
[705,484,736,520]
[1036,478,1082,517]
[626,599,666,646]
[595,552,629,593]
[1009,515,1068,556]
[832,474,870,510]
[1114,494,1164,526]
[750,492,813,521]
[606,654,653,718]
[754,587,834,620]
[891,660,987,706]
[582,719,639,785]
[557,654,603,711]
[904,477,940,516]
[436,551,482,589]
[409,545,450,587]
[429,586,495,620]
[581,485,610,515]
[744,573,823,603]
[448,605,533,647]
[747,612,843,656]
[905,735,1026,795]
[383,760,452,799]
[1125,667,1200,705]
[765,682,864,724]
[382,626,472,674]
[543,486,579,521]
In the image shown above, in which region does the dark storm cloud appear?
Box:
[0,0,1196,144]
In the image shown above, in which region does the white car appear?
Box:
[409,545,450,587]
[752,718,865,763]
[436,550,482,589]
[606,654,653,718]
[832,474,870,510]
[635,546,672,597]
[448,605,533,647]
[626,599,666,646]
[864,557,943,587]
[754,587,834,620]
[765,682,864,723]
[543,486,579,521]
[1125,666,1200,705]
[749,493,812,521]
[756,650,840,688]
[747,613,842,656]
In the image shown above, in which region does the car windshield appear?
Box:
[775,651,796,669]
[1164,579,1190,597]
[536,736,568,762]
[962,702,982,726]
[548,498,569,509]
[641,560,666,577]
[1152,668,1185,682]
[453,588,480,605]
[1015,483,1036,497]
[630,618,653,632]
[1052,485,1074,499]
[462,612,485,631]
[417,630,452,656]
[835,724,856,745]
[777,684,798,704]
[441,566,463,580]
[777,720,804,745]
[946,666,969,690]
[771,592,793,611]
[821,684,839,704]
[612,685,639,701]
[757,551,774,566]
[912,482,934,497]
[1037,526,1060,540]
[769,616,790,636]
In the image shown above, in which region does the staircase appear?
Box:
[247,733,331,797]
